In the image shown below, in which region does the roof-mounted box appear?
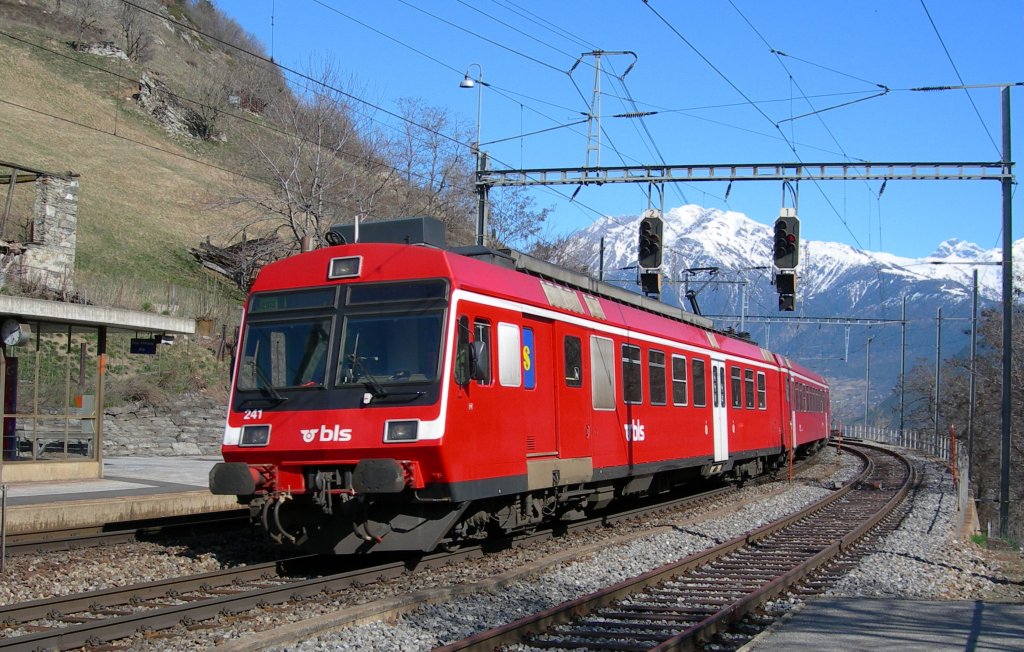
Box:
[328,217,447,248]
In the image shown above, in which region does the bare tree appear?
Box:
[223,59,394,258]
[487,186,552,250]
[184,64,230,141]
[896,307,1024,543]
[117,1,151,62]
[526,229,593,275]
[69,0,102,41]
[388,98,475,237]
[225,55,284,116]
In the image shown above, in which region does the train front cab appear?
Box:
[210,249,476,553]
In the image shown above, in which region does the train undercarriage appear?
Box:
[231,444,822,555]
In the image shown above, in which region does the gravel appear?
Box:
[826,453,1024,602]
[5,446,1019,652]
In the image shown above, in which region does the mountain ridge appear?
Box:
[568,205,1020,422]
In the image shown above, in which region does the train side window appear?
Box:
[757,372,767,409]
[590,336,615,410]
[497,322,522,387]
[671,354,688,406]
[522,327,536,390]
[622,344,642,404]
[730,367,742,408]
[564,335,583,388]
[648,349,666,406]
[744,369,755,409]
[455,316,489,385]
[692,358,707,408]
[473,320,492,385]
[455,316,471,385]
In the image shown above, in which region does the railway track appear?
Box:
[0,476,756,651]
[436,442,912,652]
[2,509,249,557]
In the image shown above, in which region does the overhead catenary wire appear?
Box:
[114,1,614,224]
[641,0,882,264]
[0,29,448,191]
[270,0,625,225]
[726,0,893,306]
[918,0,1002,159]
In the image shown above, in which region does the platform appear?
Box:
[743,597,1024,651]
[1,456,239,534]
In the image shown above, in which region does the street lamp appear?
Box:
[459,64,484,155]
[459,63,487,246]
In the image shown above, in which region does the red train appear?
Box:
[210,218,831,554]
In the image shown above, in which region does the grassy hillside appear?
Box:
[0,10,250,313]
[0,0,482,319]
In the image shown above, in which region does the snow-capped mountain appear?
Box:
[565,205,1022,423]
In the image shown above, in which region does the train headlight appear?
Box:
[384,420,419,442]
[328,256,361,279]
[239,425,271,447]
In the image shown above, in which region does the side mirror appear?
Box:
[469,341,488,381]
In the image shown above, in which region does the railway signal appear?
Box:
[638,210,663,269]
[776,271,796,312]
[773,209,800,270]
[640,270,661,296]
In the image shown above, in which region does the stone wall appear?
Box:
[102,394,227,457]
[23,175,79,292]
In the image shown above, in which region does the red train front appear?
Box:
[210,218,830,554]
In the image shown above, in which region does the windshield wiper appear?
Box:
[242,359,288,407]
[346,334,388,403]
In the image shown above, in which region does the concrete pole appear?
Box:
[934,306,942,443]
[999,85,1013,539]
[864,335,872,426]
[968,269,978,477]
[900,296,907,434]
[476,152,489,248]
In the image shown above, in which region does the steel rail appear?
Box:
[0,452,823,650]
[435,443,908,652]
[0,480,749,650]
[3,509,249,556]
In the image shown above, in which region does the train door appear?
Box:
[510,317,556,456]
[553,324,591,460]
[710,357,729,462]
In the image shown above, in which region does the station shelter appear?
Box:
[0,295,196,483]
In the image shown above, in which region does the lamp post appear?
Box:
[459,64,487,247]
[459,64,483,154]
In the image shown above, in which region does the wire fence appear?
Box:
[843,424,955,461]
[843,423,975,533]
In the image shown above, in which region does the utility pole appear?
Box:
[968,269,978,477]
[998,85,1013,539]
[934,306,942,443]
[475,152,489,247]
[865,335,873,426]
[899,295,907,434]
[570,50,637,170]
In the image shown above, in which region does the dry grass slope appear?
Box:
[0,22,246,301]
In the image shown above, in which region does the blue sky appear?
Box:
[213,0,1023,259]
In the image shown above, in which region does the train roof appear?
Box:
[271,218,830,388]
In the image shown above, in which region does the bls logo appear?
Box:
[624,419,646,442]
[301,425,353,443]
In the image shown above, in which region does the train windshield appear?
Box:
[237,318,332,390]
[337,312,444,386]
[235,281,447,398]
